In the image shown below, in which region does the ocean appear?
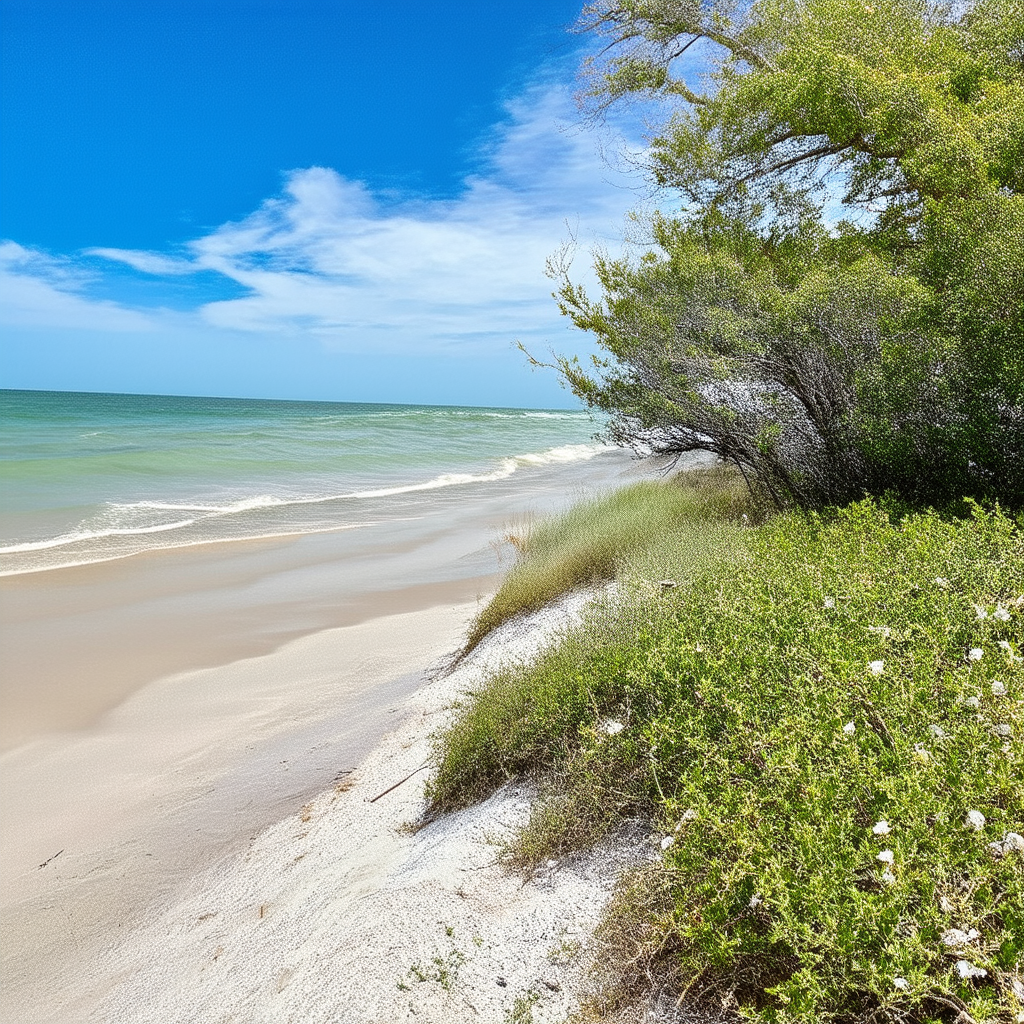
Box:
[0,389,614,577]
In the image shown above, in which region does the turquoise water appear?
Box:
[0,389,609,575]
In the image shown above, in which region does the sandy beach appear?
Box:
[1,588,647,1024]
[0,437,663,1023]
[1,597,485,1022]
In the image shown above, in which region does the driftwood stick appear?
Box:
[38,849,64,869]
[367,764,428,803]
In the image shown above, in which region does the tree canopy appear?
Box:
[552,0,1024,509]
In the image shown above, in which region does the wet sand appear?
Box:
[0,447,645,751]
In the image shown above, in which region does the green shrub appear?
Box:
[432,498,1024,1021]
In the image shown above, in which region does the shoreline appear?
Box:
[0,446,650,753]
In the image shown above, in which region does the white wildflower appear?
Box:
[989,832,1024,857]
[868,660,885,675]
[881,869,896,885]
[964,695,980,709]
[877,849,895,864]
[868,625,891,639]
[872,820,892,835]
[680,808,698,822]
[749,893,762,908]
[968,647,984,661]
[998,639,1012,651]
[660,835,674,851]
[942,928,980,946]
[935,577,949,588]
[993,724,1012,737]
[991,681,1007,696]
[603,719,625,736]
[843,721,856,735]
[955,959,987,980]
[823,596,835,609]
[893,977,909,991]
[993,604,1011,621]
[974,604,989,620]
[913,743,930,761]
[966,810,986,830]
[929,723,946,738]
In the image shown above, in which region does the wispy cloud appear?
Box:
[0,241,156,332]
[3,80,652,353]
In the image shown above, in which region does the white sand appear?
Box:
[5,592,653,1023]
[1,601,488,1023]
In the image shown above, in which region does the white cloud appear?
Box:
[85,248,196,276]
[3,80,654,353]
[0,241,156,332]
[95,82,650,352]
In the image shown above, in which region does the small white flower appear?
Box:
[989,832,1024,857]
[955,959,987,980]
[929,723,946,738]
[993,604,1011,621]
[998,639,1013,651]
[991,681,1007,696]
[913,743,930,761]
[993,724,1012,737]
[942,927,980,946]
[881,869,896,885]
[823,596,835,609]
[868,625,891,639]
[872,820,892,835]
[843,721,856,735]
[603,719,625,736]
[964,695,980,708]
[877,849,895,864]
[893,977,909,991]
[935,577,949,588]
[968,647,984,661]
[660,835,674,851]
[680,808,698,822]
[749,893,762,908]
[966,810,986,830]
[868,660,885,675]
[974,604,989,620]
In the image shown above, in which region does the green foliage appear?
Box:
[553,0,1024,509]
[431,496,1024,1020]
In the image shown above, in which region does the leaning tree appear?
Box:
[549,0,1024,509]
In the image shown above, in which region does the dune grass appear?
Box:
[460,464,755,656]
[430,492,1024,1022]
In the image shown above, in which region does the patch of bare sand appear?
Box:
[0,600,487,1024]
[87,594,654,1024]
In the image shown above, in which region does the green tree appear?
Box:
[551,0,1024,509]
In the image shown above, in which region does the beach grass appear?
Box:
[430,488,1024,1022]
[460,464,756,656]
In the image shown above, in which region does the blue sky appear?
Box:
[0,0,660,407]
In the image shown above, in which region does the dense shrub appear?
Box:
[431,498,1024,1021]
